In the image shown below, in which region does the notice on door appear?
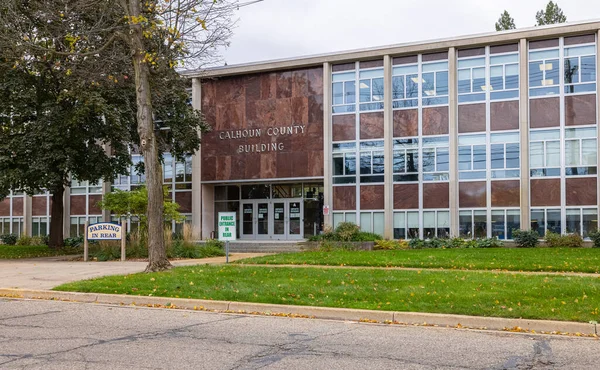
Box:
[218,212,237,241]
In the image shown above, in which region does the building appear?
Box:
[2,20,600,241]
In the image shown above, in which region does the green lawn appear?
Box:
[236,248,600,273]
[0,245,79,259]
[54,264,600,322]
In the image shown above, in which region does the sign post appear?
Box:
[121,217,126,262]
[217,212,237,263]
[83,220,89,262]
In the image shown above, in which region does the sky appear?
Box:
[218,0,600,66]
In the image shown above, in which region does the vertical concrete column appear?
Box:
[519,38,530,230]
[448,47,459,237]
[323,62,333,229]
[63,186,71,237]
[23,196,32,237]
[201,184,214,239]
[383,55,393,239]
[191,78,203,237]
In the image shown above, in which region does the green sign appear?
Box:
[218,212,237,241]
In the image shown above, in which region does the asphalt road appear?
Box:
[1,299,599,370]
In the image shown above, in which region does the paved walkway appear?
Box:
[0,254,268,290]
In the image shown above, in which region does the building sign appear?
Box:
[87,222,122,240]
[217,125,307,154]
[323,205,330,216]
[218,212,237,241]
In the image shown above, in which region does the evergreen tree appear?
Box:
[536,1,567,26]
[495,10,516,31]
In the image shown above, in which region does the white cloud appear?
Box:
[217,0,600,66]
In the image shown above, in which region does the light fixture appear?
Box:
[359,82,369,89]
[424,90,435,96]
[541,79,554,86]
[480,85,494,91]
[539,63,553,71]
[410,77,425,84]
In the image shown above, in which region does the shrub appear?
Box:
[205,239,225,249]
[473,237,503,248]
[512,229,539,248]
[588,229,600,248]
[374,239,405,250]
[198,245,226,258]
[93,241,121,261]
[1,234,18,245]
[16,236,33,246]
[544,231,562,248]
[335,222,360,241]
[64,236,85,249]
[544,231,583,248]
[448,237,466,249]
[355,232,383,241]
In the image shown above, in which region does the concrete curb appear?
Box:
[0,288,596,336]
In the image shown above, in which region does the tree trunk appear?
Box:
[129,0,171,272]
[48,186,64,249]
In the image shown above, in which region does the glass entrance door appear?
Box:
[288,200,303,240]
[241,203,254,238]
[256,202,270,239]
[273,202,286,237]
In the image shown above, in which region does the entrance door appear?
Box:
[287,200,303,240]
[256,202,270,240]
[273,202,286,238]
[241,202,254,239]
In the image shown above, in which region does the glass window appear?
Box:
[359,68,384,111]
[392,64,418,108]
[532,208,561,237]
[332,71,356,113]
[458,57,486,103]
[422,136,449,181]
[422,210,450,238]
[530,129,561,177]
[565,127,597,176]
[459,135,486,180]
[529,48,560,97]
[491,209,520,240]
[393,138,419,182]
[393,212,406,239]
[490,132,520,178]
[490,53,519,100]
[359,140,384,183]
[360,212,371,233]
[564,44,596,94]
[333,143,357,184]
[583,208,598,238]
[422,61,449,106]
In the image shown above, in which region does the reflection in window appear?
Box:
[458,135,486,180]
[332,71,356,113]
[359,69,384,111]
[566,208,598,237]
[529,48,560,96]
[458,57,486,103]
[530,129,561,177]
[422,136,449,181]
[422,61,449,106]
[564,44,596,94]
[491,209,520,240]
[393,138,418,182]
[332,142,357,184]
[565,127,597,176]
[359,141,384,183]
[531,208,561,237]
[490,53,519,100]
[423,210,450,238]
[459,210,487,238]
[392,64,418,108]
[491,132,520,178]
[393,211,420,239]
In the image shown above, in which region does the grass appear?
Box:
[54,264,600,322]
[236,248,600,273]
[0,245,80,259]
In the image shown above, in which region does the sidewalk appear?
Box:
[0,253,268,290]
